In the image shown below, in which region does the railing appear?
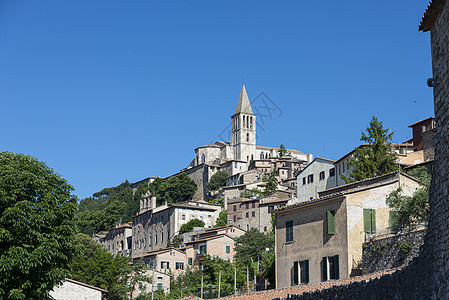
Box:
[364,223,427,242]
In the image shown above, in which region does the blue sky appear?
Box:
[0,1,434,199]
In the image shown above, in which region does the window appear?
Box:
[326,210,335,234]
[161,232,164,242]
[293,260,309,285]
[286,220,293,243]
[363,209,376,233]
[307,174,314,183]
[252,202,255,208]
[252,211,255,217]
[389,211,399,234]
[264,226,267,232]
[302,178,306,185]
[246,203,249,209]
[161,261,169,269]
[233,205,237,212]
[247,133,249,142]
[329,168,335,177]
[233,215,236,222]
[176,262,184,270]
[200,215,203,220]
[322,255,339,281]
[157,283,163,290]
[182,214,185,220]
[246,212,249,218]
[149,235,152,246]
[199,244,207,254]
[188,258,193,265]
[319,171,325,181]
[226,245,230,254]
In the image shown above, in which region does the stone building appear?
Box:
[132,199,221,257]
[273,172,421,288]
[50,278,107,300]
[227,196,288,232]
[100,222,132,257]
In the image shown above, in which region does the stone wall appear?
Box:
[362,229,425,274]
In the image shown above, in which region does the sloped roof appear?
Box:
[419,0,446,32]
[234,84,254,115]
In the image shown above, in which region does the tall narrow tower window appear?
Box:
[247,133,249,142]
[250,117,253,129]
[243,116,245,128]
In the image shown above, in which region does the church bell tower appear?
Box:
[230,84,256,162]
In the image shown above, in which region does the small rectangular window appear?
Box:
[319,171,325,181]
[246,212,249,218]
[286,220,293,243]
[176,262,184,270]
[233,205,237,212]
[329,168,335,177]
[252,202,255,208]
[307,174,314,183]
[157,283,163,290]
[188,257,193,265]
[293,260,309,285]
[302,178,306,185]
[226,245,230,254]
[246,203,249,209]
[252,211,255,217]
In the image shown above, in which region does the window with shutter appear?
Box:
[327,210,335,234]
[389,211,399,234]
[364,209,376,233]
[322,257,327,281]
[286,221,293,243]
[293,261,299,285]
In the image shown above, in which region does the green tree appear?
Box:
[341,116,397,184]
[207,170,228,192]
[68,233,130,299]
[179,219,205,234]
[277,144,288,157]
[263,170,278,196]
[386,166,431,229]
[215,210,228,227]
[240,188,263,199]
[234,228,275,285]
[0,152,77,299]
[149,173,197,205]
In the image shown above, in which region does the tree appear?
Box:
[240,188,263,199]
[207,170,228,192]
[386,166,431,230]
[215,210,228,227]
[0,152,77,299]
[179,219,205,234]
[263,170,278,196]
[341,116,397,184]
[149,173,197,205]
[277,144,289,157]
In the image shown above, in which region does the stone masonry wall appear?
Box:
[277,1,449,298]
[362,229,425,274]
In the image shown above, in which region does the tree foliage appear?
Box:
[148,173,197,206]
[207,170,228,192]
[263,170,278,196]
[215,210,228,227]
[0,152,77,299]
[240,188,263,199]
[179,219,205,234]
[277,144,289,157]
[341,116,397,184]
[386,166,431,229]
[75,181,139,235]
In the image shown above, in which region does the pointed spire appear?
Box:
[234,83,254,115]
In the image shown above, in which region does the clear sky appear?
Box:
[0,1,434,199]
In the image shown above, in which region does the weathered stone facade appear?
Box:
[362,229,426,274]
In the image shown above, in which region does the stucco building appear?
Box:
[132,199,221,257]
[273,172,421,288]
[50,278,107,300]
[133,247,187,278]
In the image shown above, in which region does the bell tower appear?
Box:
[230,84,256,162]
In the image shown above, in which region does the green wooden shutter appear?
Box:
[304,260,309,283]
[371,210,376,233]
[322,257,327,281]
[390,211,399,234]
[157,283,163,290]
[334,255,339,280]
[363,209,371,233]
[293,261,298,285]
[327,211,335,234]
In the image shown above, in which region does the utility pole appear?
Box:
[234,266,237,295]
[151,257,157,300]
[201,274,204,299]
[218,271,221,298]
[247,265,249,294]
